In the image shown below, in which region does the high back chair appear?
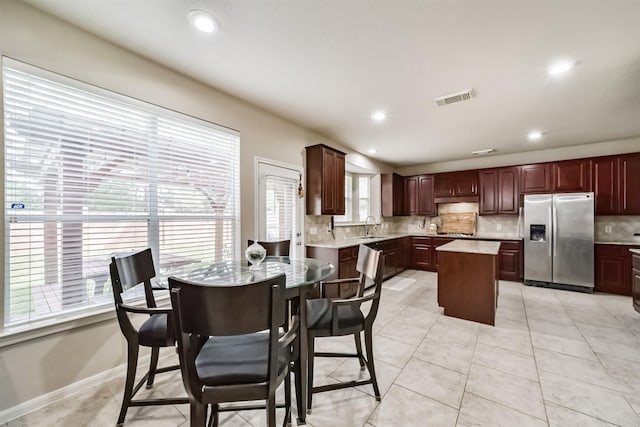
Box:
[248,239,291,257]
[169,273,298,427]
[306,244,384,410]
[109,248,188,426]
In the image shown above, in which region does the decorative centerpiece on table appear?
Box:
[245,241,267,270]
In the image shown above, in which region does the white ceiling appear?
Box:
[24,0,640,166]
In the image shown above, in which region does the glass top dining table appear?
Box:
[157,257,335,290]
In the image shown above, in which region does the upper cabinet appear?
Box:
[479,167,519,215]
[591,153,640,215]
[381,173,405,217]
[553,159,591,193]
[519,163,553,194]
[405,175,436,216]
[620,153,640,215]
[434,171,478,203]
[305,144,345,215]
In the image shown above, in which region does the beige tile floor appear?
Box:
[5,270,640,427]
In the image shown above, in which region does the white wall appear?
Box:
[0,0,392,414]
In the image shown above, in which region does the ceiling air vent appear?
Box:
[434,89,474,107]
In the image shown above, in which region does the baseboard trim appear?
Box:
[0,353,176,424]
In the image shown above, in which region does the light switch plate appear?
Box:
[309,227,317,235]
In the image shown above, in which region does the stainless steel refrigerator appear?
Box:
[523,193,594,291]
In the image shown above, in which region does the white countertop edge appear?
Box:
[630,248,640,255]
[306,233,522,249]
[596,241,640,246]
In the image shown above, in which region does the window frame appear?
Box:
[1,57,241,339]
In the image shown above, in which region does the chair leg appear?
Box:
[117,343,139,426]
[267,392,276,427]
[190,402,207,427]
[284,369,292,427]
[354,331,366,370]
[146,346,160,388]
[307,335,315,411]
[364,328,381,401]
[210,404,219,427]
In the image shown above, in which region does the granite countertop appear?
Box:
[435,239,502,255]
[631,248,640,255]
[306,233,522,249]
[595,241,640,246]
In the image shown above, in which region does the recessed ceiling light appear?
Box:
[528,131,543,141]
[471,148,495,155]
[371,111,387,122]
[547,61,574,76]
[368,148,377,154]
[188,10,219,33]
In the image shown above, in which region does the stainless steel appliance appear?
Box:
[524,193,594,291]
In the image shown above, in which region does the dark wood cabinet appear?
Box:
[404,175,435,216]
[592,156,619,215]
[434,171,478,203]
[381,173,405,216]
[498,240,522,281]
[620,153,640,215]
[520,163,553,194]
[595,244,640,296]
[632,251,640,313]
[553,159,591,193]
[305,144,345,215]
[411,237,434,271]
[306,244,358,298]
[432,237,455,270]
[479,167,519,216]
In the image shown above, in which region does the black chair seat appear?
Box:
[139,313,170,347]
[195,333,288,387]
[307,299,364,331]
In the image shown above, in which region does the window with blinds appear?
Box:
[264,175,297,242]
[2,58,240,328]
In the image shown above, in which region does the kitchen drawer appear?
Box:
[595,244,628,257]
[499,241,520,251]
[412,237,431,245]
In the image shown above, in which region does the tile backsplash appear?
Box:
[595,216,640,243]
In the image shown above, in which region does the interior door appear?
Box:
[256,160,304,260]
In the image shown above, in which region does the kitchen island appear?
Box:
[436,240,501,326]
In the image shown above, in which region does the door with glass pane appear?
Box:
[256,160,303,260]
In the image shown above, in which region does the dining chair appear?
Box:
[109,248,188,426]
[248,239,291,257]
[306,244,384,410]
[169,273,298,427]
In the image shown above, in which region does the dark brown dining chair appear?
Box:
[306,244,384,410]
[169,273,298,427]
[248,239,291,257]
[109,248,188,426]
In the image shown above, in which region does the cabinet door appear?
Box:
[592,156,619,215]
[498,250,520,281]
[321,149,337,214]
[595,256,628,295]
[454,171,478,197]
[633,255,640,312]
[520,163,553,194]
[479,169,498,215]
[418,175,436,216]
[334,151,346,215]
[411,244,433,270]
[498,167,519,214]
[434,174,454,198]
[553,159,591,193]
[405,176,418,215]
[393,174,405,215]
[620,153,640,215]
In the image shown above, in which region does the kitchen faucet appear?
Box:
[365,215,377,236]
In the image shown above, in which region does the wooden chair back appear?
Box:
[248,239,291,257]
[110,248,158,307]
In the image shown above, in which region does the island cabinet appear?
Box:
[305,144,345,215]
[632,250,640,313]
[434,171,478,203]
[498,240,522,282]
[404,175,436,216]
[553,159,591,193]
[595,244,640,296]
[478,167,519,215]
[381,173,405,216]
[520,163,553,194]
[436,240,500,326]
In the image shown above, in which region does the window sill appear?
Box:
[0,293,170,349]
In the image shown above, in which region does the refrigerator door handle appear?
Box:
[548,206,553,257]
[552,204,558,257]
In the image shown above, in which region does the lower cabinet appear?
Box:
[410,237,434,270]
[498,241,523,282]
[595,244,639,296]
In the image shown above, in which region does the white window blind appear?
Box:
[264,175,296,242]
[3,58,240,328]
[335,175,353,222]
